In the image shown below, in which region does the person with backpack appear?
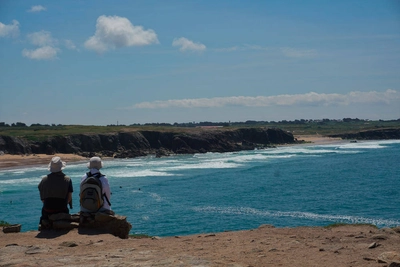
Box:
[80,156,113,214]
[38,156,73,229]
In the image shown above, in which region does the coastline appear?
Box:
[2,136,400,266]
[0,153,87,170]
[0,135,343,170]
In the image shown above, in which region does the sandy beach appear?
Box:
[0,153,87,170]
[294,135,344,145]
[3,135,399,266]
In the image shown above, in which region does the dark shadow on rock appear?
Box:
[77,227,110,236]
[35,229,71,239]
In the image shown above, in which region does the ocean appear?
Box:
[1,140,399,237]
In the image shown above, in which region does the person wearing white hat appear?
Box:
[80,156,113,214]
[38,156,73,229]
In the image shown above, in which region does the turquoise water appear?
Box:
[1,140,399,237]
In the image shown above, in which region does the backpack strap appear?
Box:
[86,172,102,178]
[103,193,111,206]
[86,172,111,206]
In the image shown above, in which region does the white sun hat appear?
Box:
[48,156,66,173]
[87,156,103,170]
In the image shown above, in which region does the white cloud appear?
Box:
[84,15,159,53]
[22,46,59,60]
[172,37,206,52]
[65,39,77,50]
[23,31,60,60]
[28,5,46,12]
[243,44,269,51]
[0,20,20,38]
[130,90,400,109]
[281,47,317,58]
[214,45,271,52]
[27,30,57,46]
[214,46,239,52]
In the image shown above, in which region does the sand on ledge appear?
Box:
[1,225,399,266]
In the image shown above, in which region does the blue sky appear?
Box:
[1,0,399,125]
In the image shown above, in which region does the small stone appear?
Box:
[368,242,378,249]
[2,224,21,233]
[377,251,400,264]
[363,257,375,261]
[372,234,387,240]
[25,247,48,254]
[59,241,78,247]
[392,226,400,233]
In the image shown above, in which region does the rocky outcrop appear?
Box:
[39,212,132,239]
[0,135,31,155]
[377,251,400,264]
[2,224,21,233]
[80,212,132,239]
[327,128,400,140]
[0,128,295,157]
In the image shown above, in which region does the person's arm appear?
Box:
[102,177,112,208]
[68,179,73,209]
[67,192,72,208]
[38,180,44,202]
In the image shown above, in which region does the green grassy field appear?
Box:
[0,120,399,141]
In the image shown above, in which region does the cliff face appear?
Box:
[0,128,295,158]
[327,128,400,140]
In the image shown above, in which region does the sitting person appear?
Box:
[38,157,73,229]
[80,156,113,214]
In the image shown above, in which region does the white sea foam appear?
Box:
[149,192,163,202]
[0,166,46,175]
[261,147,350,156]
[193,206,400,227]
[323,143,385,150]
[159,161,242,171]
[0,177,41,185]
[107,169,174,178]
[321,140,400,150]
[227,153,267,162]
[377,140,400,145]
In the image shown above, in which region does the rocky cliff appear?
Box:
[327,128,400,140]
[0,128,295,158]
